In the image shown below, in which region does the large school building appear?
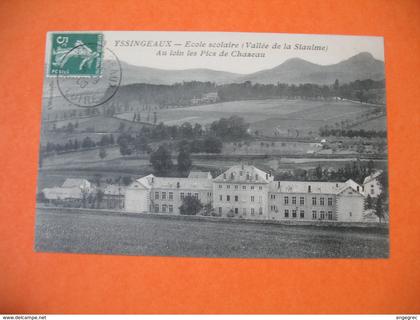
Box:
[125,164,380,222]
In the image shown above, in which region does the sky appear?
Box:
[102,31,384,74]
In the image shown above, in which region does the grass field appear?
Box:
[35,209,389,258]
[350,116,387,131]
[153,99,377,136]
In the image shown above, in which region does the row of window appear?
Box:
[154,204,174,213]
[279,196,333,206]
[223,172,261,180]
[218,184,263,191]
[218,194,263,203]
[281,209,334,220]
[154,191,212,201]
[218,207,263,215]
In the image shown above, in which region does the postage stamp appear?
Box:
[48,33,103,76]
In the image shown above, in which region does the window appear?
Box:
[328,197,333,206]
[284,209,289,218]
[312,210,317,219]
[271,194,276,200]
[154,204,159,212]
[180,192,185,200]
[320,211,325,220]
[300,197,304,205]
[371,189,374,195]
[349,212,352,217]
[187,192,191,197]
[259,186,262,190]
[292,209,297,218]
[194,193,198,199]
[219,195,222,201]
[155,192,159,200]
[300,210,305,218]
[251,186,254,190]
[243,208,246,215]
[328,211,333,220]
[162,192,166,200]
[312,197,316,205]
[308,185,311,193]
[284,196,289,205]
[240,171,243,176]
[235,208,238,214]
[219,185,222,189]
[227,195,230,202]
[292,196,296,205]
[235,185,238,190]
[242,185,246,190]
[162,204,167,213]
[251,196,255,202]
[227,185,230,189]
[169,192,173,200]
[255,174,258,180]
[251,208,255,215]
[320,197,325,206]
[259,207,263,215]
[235,195,239,202]
[218,207,222,214]
[169,205,173,213]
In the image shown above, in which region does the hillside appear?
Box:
[43,52,385,100]
[119,52,385,86]
[238,52,385,84]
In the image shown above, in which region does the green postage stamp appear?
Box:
[48,33,103,76]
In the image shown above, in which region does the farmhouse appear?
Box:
[43,178,92,201]
[363,170,383,198]
[125,164,368,222]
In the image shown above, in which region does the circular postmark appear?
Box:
[56,44,122,108]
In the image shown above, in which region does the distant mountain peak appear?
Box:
[342,52,376,63]
[112,52,384,86]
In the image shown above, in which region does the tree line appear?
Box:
[92,79,385,111]
[42,134,115,154]
[275,160,381,185]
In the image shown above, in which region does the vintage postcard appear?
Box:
[35,31,388,258]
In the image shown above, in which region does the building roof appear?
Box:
[131,173,212,191]
[152,177,212,190]
[129,174,155,190]
[62,178,90,188]
[214,164,273,184]
[363,170,383,185]
[270,179,363,195]
[188,171,212,179]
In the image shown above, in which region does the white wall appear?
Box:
[336,191,364,222]
[125,188,150,213]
